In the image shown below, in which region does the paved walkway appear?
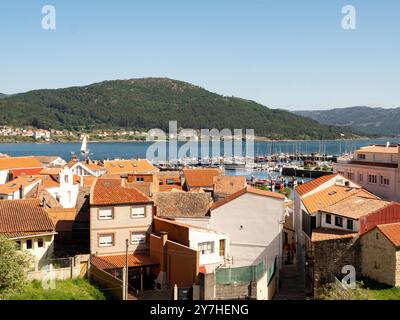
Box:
[273,263,306,300]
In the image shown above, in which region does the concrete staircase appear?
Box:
[273,263,306,300]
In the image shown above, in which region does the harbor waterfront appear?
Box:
[0,138,399,161]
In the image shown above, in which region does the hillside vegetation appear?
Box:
[0,78,355,139]
[295,106,400,136]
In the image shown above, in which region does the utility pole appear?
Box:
[125,239,129,300]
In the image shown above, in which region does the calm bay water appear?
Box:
[0,138,399,161]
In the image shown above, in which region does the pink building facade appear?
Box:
[334,144,400,202]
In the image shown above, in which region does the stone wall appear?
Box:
[361,229,397,286]
[312,237,361,295]
[215,283,255,300]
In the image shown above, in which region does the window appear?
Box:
[338,171,345,176]
[167,179,175,185]
[131,207,145,218]
[359,173,364,182]
[347,172,354,181]
[130,232,146,245]
[99,234,114,247]
[347,219,354,230]
[65,175,69,183]
[198,242,214,255]
[136,177,144,182]
[99,208,113,220]
[325,214,332,224]
[38,238,44,248]
[357,154,366,160]
[335,216,343,227]
[368,174,377,184]
[381,176,390,186]
[15,241,21,250]
[26,239,33,250]
[376,232,379,240]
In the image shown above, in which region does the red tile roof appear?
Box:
[311,228,358,242]
[10,168,44,178]
[359,202,400,235]
[0,199,55,239]
[295,174,338,196]
[91,254,159,270]
[90,178,152,206]
[211,186,285,210]
[0,156,43,171]
[183,168,221,188]
[376,223,400,247]
[302,185,378,214]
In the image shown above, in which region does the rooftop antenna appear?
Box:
[81,134,90,161]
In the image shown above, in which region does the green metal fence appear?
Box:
[216,256,277,285]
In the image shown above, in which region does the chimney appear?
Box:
[387,141,390,148]
[19,185,23,199]
[160,231,168,273]
[40,197,46,207]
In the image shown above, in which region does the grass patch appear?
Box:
[7,278,106,300]
[360,278,400,300]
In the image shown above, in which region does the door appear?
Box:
[219,239,225,257]
[79,261,88,278]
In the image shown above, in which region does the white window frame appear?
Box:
[198,241,215,255]
[99,234,114,247]
[99,208,113,220]
[130,232,146,245]
[131,206,146,219]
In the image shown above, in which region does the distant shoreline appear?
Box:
[0,136,398,145]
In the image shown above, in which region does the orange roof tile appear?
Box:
[302,185,378,214]
[91,254,158,270]
[0,176,41,195]
[104,159,159,175]
[40,168,63,175]
[323,195,390,220]
[0,156,43,171]
[311,228,358,242]
[183,168,221,188]
[46,208,77,232]
[358,145,399,154]
[213,176,247,195]
[0,199,55,239]
[91,178,152,206]
[376,223,400,247]
[295,174,338,196]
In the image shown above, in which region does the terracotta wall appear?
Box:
[153,217,190,247]
[167,240,199,288]
[149,233,199,288]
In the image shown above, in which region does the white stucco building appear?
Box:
[210,187,286,269]
[46,168,79,208]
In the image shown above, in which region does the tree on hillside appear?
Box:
[0,236,32,297]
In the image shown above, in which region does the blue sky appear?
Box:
[0,0,399,110]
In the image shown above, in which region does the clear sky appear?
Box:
[0,0,399,110]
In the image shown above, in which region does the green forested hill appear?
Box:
[295,107,400,136]
[0,78,354,139]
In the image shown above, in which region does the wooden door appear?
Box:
[219,239,225,257]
